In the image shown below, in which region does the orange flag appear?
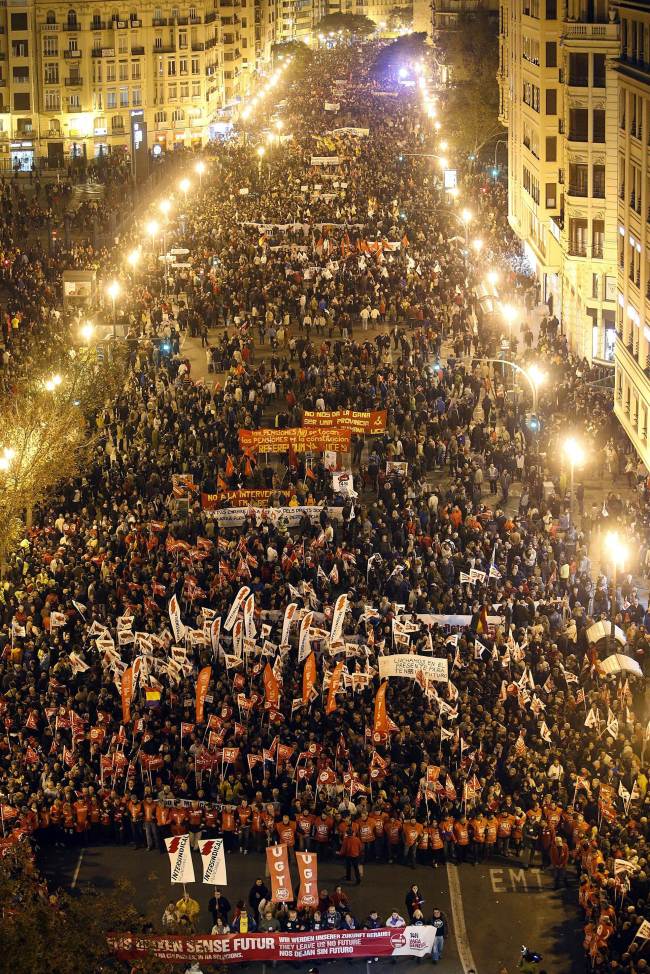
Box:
[302,652,317,705]
[121,666,133,724]
[217,474,228,490]
[264,662,280,708]
[225,456,235,477]
[373,680,390,735]
[196,665,211,723]
[326,661,344,715]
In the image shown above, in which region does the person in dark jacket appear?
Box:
[207,889,231,926]
[430,908,448,964]
[405,883,425,920]
[248,877,270,918]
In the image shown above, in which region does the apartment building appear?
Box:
[613,0,650,467]
[275,0,323,44]
[498,0,619,365]
[0,0,275,172]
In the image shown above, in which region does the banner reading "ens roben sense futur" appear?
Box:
[108,927,439,964]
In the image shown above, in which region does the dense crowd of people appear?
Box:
[2,39,650,974]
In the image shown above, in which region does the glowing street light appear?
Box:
[126,248,140,273]
[486,270,499,288]
[179,177,190,202]
[471,238,484,253]
[107,280,121,341]
[146,219,160,253]
[44,373,62,392]
[195,160,206,186]
[604,529,628,650]
[563,436,585,524]
[0,446,15,472]
[79,321,95,344]
[159,199,171,218]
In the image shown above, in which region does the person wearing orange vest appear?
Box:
[339,829,362,884]
[237,799,252,854]
[143,795,157,851]
[386,816,403,864]
[485,813,498,858]
[155,800,170,851]
[276,814,296,848]
[453,816,470,863]
[221,805,236,851]
[188,801,203,850]
[402,818,422,869]
[496,810,514,857]
[73,796,90,842]
[312,813,333,856]
[295,808,314,852]
[251,803,266,853]
[470,812,487,864]
[428,821,444,868]
[440,814,456,864]
[127,793,144,849]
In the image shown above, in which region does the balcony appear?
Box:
[63,22,80,31]
[65,77,82,86]
[131,45,144,55]
[205,11,217,22]
[562,22,619,41]
[192,41,205,50]
[154,43,176,52]
[64,49,81,58]
[190,16,202,23]
[153,18,168,26]
[42,23,60,31]
[91,21,109,29]
[567,185,587,198]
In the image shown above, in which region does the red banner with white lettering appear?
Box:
[266,842,293,903]
[296,851,318,908]
[108,926,439,964]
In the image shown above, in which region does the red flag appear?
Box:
[266,844,294,903]
[373,681,390,735]
[263,663,280,708]
[326,661,344,715]
[302,652,317,705]
[121,667,133,725]
[195,666,211,723]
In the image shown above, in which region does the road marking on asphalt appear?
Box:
[446,862,479,974]
[71,849,84,889]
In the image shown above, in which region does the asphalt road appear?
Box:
[38,843,583,974]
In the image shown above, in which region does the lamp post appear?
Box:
[256,145,266,182]
[146,219,160,255]
[563,436,585,525]
[605,531,627,653]
[79,320,95,345]
[195,160,206,187]
[107,280,121,341]
[179,177,190,204]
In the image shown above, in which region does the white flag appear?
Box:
[298,611,313,663]
[198,837,227,885]
[224,586,250,632]
[618,781,631,804]
[168,595,185,643]
[165,834,195,884]
[635,918,650,941]
[539,720,552,743]
[282,602,298,646]
[330,593,348,642]
[584,707,599,728]
[243,593,256,639]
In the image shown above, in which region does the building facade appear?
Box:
[498,0,619,365]
[613,0,650,467]
[0,0,276,171]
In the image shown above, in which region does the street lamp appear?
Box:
[0,446,15,472]
[146,219,159,253]
[471,238,484,253]
[107,280,121,341]
[179,177,190,203]
[79,321,95,344]
[563,436,585,525]
[604,531,627,652]
[126,248,140,274]
[195,160,206,186]
[525,363,546,414]
[44,373,62,392]
[159,198,172,218]
[501,302,517,348]
[257,144,266,181]
[486,270,499,288]
[461,208,472,249]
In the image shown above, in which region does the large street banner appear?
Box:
[302,409,387,434]
[379,654,449,683]
[108,926,440,964]
[311,155,341,165]
[205,506,342,529]
[201,490,274,509]
[239,427,351,454]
